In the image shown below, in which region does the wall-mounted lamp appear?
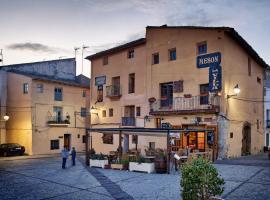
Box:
[90,106,98,116]
[227,84,240,98]
[1,114,9,122]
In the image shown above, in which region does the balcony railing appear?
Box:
[47,116,70,126]
[266,120,270,128]
[122,117,136,126]
[149,94,220,115]
[106,85,121,98]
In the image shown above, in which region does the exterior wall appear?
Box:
[31,80,89,154]
[0,71,7,144]
[264,72,270,147]
[1,58,76,81]
[89,27,266,158]
[223,34,265,157]
[6,73,33,154]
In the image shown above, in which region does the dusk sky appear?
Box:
[0,0,270,77]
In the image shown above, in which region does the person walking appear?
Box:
[71,147,76,166]
[61,147,68,169]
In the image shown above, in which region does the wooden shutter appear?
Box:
[173,80,183,93]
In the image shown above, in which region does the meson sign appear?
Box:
[197,52,221,68]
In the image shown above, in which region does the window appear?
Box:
[37,84,43,93]
[81,107,87,117]
[156,118,161,128]
[160,82,173,107]
[103,56,108,65]
[248,57,251,76]
[149,142,155,150]
[77,134,80,139]
[128,49,135,59]
[102,110,106,117]
[109,108,113,117]
[54,88,62,101]
[136,107,141,116]
[53,107,62,122]
[200,84,209,105]
[152,53,159,65]
[82,90,86,97]
[128,73,135,93]
[97,85,103,102]
[230,132,233,138]
[257,119,260,130]
[50,140,59,150]
[132,135,138,144]
[197,41,207,55]
[23,83,29,94]
[82,135,86,143]
[102,134,113,144]
[257,77,261,84]
[169,48,176,61]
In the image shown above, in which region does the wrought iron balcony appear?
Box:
[106,85,121,98]
[47,116,70,126]
[149,94,220,115]
[122,117,136,126]
[266,120,270,128]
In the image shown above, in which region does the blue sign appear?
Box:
[209,65,222,92]
[95,76,106,86]
[197,52,221,68]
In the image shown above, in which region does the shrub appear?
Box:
[180,157,225,200]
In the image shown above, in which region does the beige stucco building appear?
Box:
[0,58,90,155]
[87,26,268,159]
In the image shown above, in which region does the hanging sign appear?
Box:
[197,52,221,68]
[95,76,106,86]
[209,65,222,92]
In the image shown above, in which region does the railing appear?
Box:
[122,117,136,126]
[106,85,121,97]
[47,116,70,125]
[266,120,270,128]
[150,94,220,113]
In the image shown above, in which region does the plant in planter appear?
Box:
[90,153,109,168]
[129,156,155,173]
[180,157,225,200]
[111,158,129,170]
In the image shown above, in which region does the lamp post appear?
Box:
[227,84,240,98]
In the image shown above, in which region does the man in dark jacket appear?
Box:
[71,147,76,166]
[61,147,68,169]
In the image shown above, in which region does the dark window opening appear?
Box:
[103,56,108,65]
[102,110,106,118]
[149,142,155,150]
[54,88,62,101]
[128,49,135,59]
[23,83,29,94]
[160,82,173,107]
[82,135,86,143]
[97,85,103,102]
[136,107,141,116]
[248,57,251,76]
[197,41,207,55]
[81,107,87,117]
[152,53,159,65]
[102,134,113,144]
[200,84,209,105]
[50,140,59,150]
[132,135,138,144]
[257,77,261,84]
[169,48,176,61]
[109,108,113,117]
[128,73,135,93]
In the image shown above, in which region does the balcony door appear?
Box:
[54,107,62,123]
[160,82,173,107]
[124,105,135,117]
[112,76,120,95]
[200,84,209,105]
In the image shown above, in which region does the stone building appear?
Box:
[0,58,90,155]
[86,26,268,159]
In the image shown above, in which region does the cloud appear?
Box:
[6,42,62,53]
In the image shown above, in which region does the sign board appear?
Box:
[197,52,221,68]
[95,76,106,86]
[209,65,222,92]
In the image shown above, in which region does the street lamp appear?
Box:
[227,84,240,98]
[3,115,9,121]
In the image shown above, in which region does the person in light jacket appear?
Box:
[61,147,68,169]
[71,147,76,166]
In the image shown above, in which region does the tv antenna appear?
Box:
[81,45,89,74]
[74,47,80,61]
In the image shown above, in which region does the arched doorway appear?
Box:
[241,122,251,156]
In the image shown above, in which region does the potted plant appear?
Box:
[181,157,225,200]
[89,153,109,169]
[129,156,155,174]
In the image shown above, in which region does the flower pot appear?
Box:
[129,162,155,174]
[89,159,108,168]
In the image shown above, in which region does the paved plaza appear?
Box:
[0,154,269,200]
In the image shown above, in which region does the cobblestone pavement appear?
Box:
[0,155,269,200]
